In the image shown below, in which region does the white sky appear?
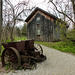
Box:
[10,0,49,10]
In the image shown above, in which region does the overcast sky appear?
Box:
[10,0,49,10]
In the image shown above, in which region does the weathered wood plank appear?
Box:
[27,9,58,42]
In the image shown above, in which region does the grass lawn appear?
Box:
[35,41,75,55]
[4,37,27,42]
[14,37,27,41]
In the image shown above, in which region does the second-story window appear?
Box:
[37,24,40,35]
[36,17,40,24]
[36,17,40,21]
[37,29,40,35]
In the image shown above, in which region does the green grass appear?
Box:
[14,37,27,41]
[3,37,27,43]
[35,41,75,55]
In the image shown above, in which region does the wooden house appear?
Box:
[25,7,59,42]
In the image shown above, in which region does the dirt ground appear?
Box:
[0,45,75,75]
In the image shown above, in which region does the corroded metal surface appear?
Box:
[1,39,46,69]
[1,47,21,69]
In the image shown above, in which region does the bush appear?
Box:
[67,29,75,41]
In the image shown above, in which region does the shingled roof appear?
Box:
[25,7,58,22]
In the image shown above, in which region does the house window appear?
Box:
[36,17,40,21]
[36,24,40,35]
[36,17,40,23]
[37,29,40,35]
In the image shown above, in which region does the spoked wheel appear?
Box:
[1,47,21,69]
[34,43,43,54]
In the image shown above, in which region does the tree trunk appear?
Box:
[10,30,13,42]
[0,0,2,53]
[10,9,15,42]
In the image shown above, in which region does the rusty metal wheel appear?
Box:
[1,47,21,69]
[34,43,43,54]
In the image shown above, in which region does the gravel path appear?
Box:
[1,45,75,75]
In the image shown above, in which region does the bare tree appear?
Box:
[48,0,75,25]
[0,0,2,52]
[3,0,35,41]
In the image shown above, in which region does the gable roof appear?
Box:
[25,7,58,22]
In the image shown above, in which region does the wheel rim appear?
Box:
[1,47,21,69]
[34,43,43,54]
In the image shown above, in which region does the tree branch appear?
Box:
[49,1,75,24]
[5,0,14,9]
